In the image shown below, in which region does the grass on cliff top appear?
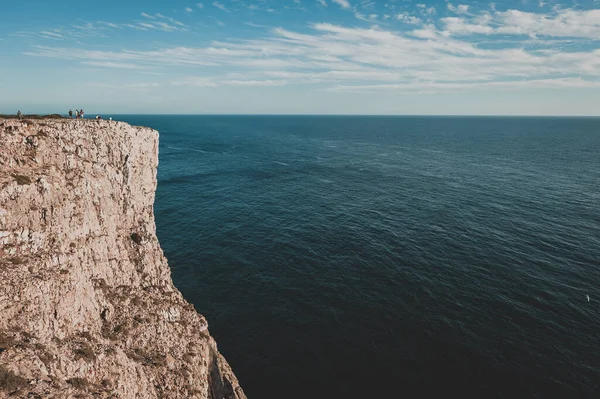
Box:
[0,114,65,120]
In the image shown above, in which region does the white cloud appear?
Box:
[332,0,351,9]
[329,77,600,92]
[138,23,156,30]
[162,14,185,26]
[245,22,270,28]
[221,79,287,86]
[443,8,600,39]
[22,7,600,96]
[197,2,204,8]
[172,77,286,87]
[40,31,65,39]
[448,4,470,14]
[317,0,327,7]
[396,13,422,25]
[442,17,493,34]
[185,7,193,12]
[213,1,230,12]
[85,82,162,92]
[100,22,121,29]
[141,12,155,19]
[82,61,143,69]
[409,27,437,39]
[172,77,218,87]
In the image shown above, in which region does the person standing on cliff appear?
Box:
[80,109,85,119]
[76,109,80,119]
[69,109,73,118]
[17,110,22,120]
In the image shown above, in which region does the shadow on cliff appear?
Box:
[208,347,236,399]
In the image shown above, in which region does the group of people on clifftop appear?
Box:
[68,109,85,119]
[13,109,111,122]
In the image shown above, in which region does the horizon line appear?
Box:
[4,113,600,118]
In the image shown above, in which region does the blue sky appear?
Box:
[1,0,599,115]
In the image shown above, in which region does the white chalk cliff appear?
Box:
[0,118,246,398]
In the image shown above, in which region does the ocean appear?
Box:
[120,115,600,398]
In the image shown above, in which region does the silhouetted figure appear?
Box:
[80,109,85,119]
[17,110,22,120]
[69,109,73,118]
[76,109,80,119]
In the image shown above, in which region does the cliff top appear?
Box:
[0,114,65,120]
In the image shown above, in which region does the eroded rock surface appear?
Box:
[0,118,246,399]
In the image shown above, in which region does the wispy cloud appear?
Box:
[16,3,600,100]
[221,79,288,86]
[25,18,600,93]
[39,30,65,39]
[447,4,470,15]
[6,1,600,115]
[441,8,600,39]
[329,77,600,92]
[82,61,144,69]
[213,1,230,12]
[245,22,270,28]
[172,76,287,87]
[155,13,186,27]
[31,12,189,39]
[332,0,351,9]
[87,82,162,90]
[416,4,435,15]
[172,77,218,87]
[396,13,422,25]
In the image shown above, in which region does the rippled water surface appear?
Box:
[121,115,600,398]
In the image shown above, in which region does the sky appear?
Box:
[0,0,599,115]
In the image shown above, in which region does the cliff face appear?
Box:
[0,118,246,399]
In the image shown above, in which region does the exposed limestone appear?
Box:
[0,118,246,399]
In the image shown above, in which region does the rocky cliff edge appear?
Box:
[0,118,246,399]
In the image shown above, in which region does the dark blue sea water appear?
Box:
[121,115,600,398]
